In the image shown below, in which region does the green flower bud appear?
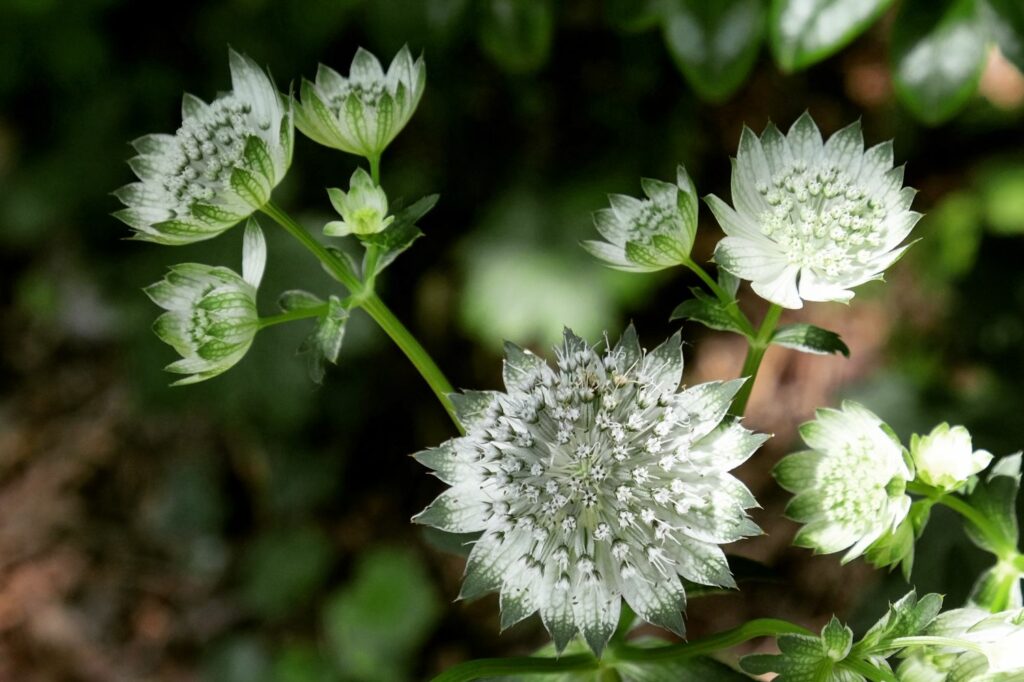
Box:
[911,423,993,492]
[323,168,394,238]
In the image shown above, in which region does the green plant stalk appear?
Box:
[611,618,810,662]
[681,257,733,305]
[906,481,1020,561]
[257,304,329,329]
[369,153,381,184]
[730,303,783,416]
[842,657,899,682]
[260,200,462,432]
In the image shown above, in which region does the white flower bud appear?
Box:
[911,423,993,492]
[323,168,394,238]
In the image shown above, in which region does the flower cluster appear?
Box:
[115,51,292,245]
[709,113,920,308]
[413,327,766,654]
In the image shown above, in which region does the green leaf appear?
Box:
[865,500,932,580]
[719,268,741,298]
[771,323,850,356]
[984,0,1024,72]
[969,559,1023,611]
[278,289,325,312]
[891,0,988,125]
[856,590,944,655]
[300,296,349,383]
[478,0,554,74]
[964,452,1021,554]
[661,0,766,102]
[769,0,894,72]
[360,194,436,276]
[670,288,754,337]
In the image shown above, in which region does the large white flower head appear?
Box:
[898,606,1024,680]
[294,46,425,159]
[115,51,292,245]
[145,220,266,384]
[774,401,913,562]
[911,423,993,492]
[412,327,767,655]
[709,113,920,309]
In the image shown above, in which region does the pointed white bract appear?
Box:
[775,401,913,562]
[115,51,293,245]
[323,167,394,237]
[412,327,766,655]
[583,166,699,272]
[145,219,265,384]
[898,606,1024,680]
[910,423,993,492]
[294,46,425,160]
[709,113,920,309]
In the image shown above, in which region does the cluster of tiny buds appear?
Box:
[626,196,678,245]
[756,162,887,277]
[817,435,899,525]
[327,79,387,115]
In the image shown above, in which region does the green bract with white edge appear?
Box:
[775,401,913,561]
[294,46,425,160]
[324,167,393,238]
[709,112,920,308]
[898,606,1024,680]
[115,50,292,245]
[412,327,767,655]
[911,423,993,492]
[145,220,266,384]
[584,166,699,272]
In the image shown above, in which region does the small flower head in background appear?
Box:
[584,166,699,272]
[323,168,393,238]
[294,45,425,160]
[911,423,993,492]
[709,112,920,308]
[413,327,766,655]
[115,51,292,245]
[145,220,266,384]
[898,606,1024,680]
[774,401,913,561]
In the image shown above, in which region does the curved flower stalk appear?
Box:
[413,326,767,655]
[145,219,265,384]
[583,166,699,272]
[774,401,913,562]
[897,606,1024,680]
[115,51,293,245]
[709,112,920,309]
[294,45,426,161]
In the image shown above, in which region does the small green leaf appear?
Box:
[821,618,854,661]
[856,590,944,655]
[769,0,894,72]
[300,296,349,383]
[661,0,766,102]
[719,268,741,298]
[891,0,988,125]
[478,0,554,74]
[670,288,754,337]
[964,452,1021,554]
[278,290,325,312]
[360,194,436,276]
[984,0,1024,72]
[771,323,850,356]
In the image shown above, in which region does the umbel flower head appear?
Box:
[294,45,425,160]
[911,423,993,492]
[145,219,266,384]
[709,113,920,309]
[583,166,699,272]
[774,401,913,562]
[898,606,1024,680]
[115,50,292,245]
[324,167,393,238]
[412,327,767,655]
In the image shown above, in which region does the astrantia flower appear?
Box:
[412,327,767,655]
[774,401,913,561]
[145,219,266,384]
[709,113,920,308]
[898,607,1024,680]
[911,423,993,492]
[323,167,393,238]
[294,46,425,160]
[583,166,699,272]
[115,50,292,245]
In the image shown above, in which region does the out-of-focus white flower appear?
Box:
[774,401,913,562]
[294,46,425,160]
[413,327,767,655]
[145,220,266,384]
[583,166,699,272]
[323,168,393,237]
[898,607,1024,680]
[911,423,993,492]
[709,112,920,308]
[115,51,292,245]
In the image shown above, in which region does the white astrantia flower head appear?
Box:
[774,401,914,562]
[323,167,393,238]
[583,166,699,272]
[708,112,920,309]
[294,45,425,160]
[412,327,767,655]
[145,219,266,384]
[911,423,993,492]
[115,50,293,245]
[898,606,1024,680]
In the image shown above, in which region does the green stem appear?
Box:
[681,257,732,305]
[369,154,381,185]
[887,635,986,655]
[257,304,329,329]
[907,482,1017,560]
[260,201,462,432]
[842,658,898,682]
[430,654,600,682]
[730,303,783,416]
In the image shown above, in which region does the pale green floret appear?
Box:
[114,50,293,245]
[411,327,767,656]
[775,401,913,562]
[898,607,1024,680]
[583,165,699,272]
[323,168,394,238]
[145,219,266,384]
[294,45,426,160]
[709,112,920,308]
[911,423,993,492]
